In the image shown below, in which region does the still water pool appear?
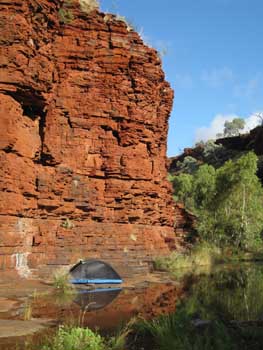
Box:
[1,263,263,349]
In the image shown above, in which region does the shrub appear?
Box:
[172,173,193,208]
[154,242,221,279]
[176,156,199,174]
[40,324,133,350]
[61,218,74,229]
[79,0,99,14]
[42,326,105,350]
[53,270,74,294]
[58,6,74,24]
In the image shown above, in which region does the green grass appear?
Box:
[154,241,263,280]
[58,8,74,24]
[136,309,237,350]
[220,247,263,263]
[41,326,105,350]
[154,242,221,278]
[40,323,133,350]
[108,317,136,350]
[135,304,263,350]
[52,271,75,294]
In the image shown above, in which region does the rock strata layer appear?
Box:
[0,0,175,276]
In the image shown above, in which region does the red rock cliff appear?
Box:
[0,0,175,277]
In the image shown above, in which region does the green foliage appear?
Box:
[58,6,74,24]
[167,172,175,182]
[58,7,74,24]
[223,118,245,137]
[40,321,132,350]
[193,164,216,208]
[61,218,74,229]
[154,242,221,278]
[108,317,136,350]
[137,308,236,350]
[136,264,263,350]
[203,140,226,166]
[176,155,199,174]
[193,140,241,169]
[172,152,263,249]
[172,173,193,207]
[58,1,75,24]
[211,152,263,248]
[53,271,74,294]
[107,333,126,350]
[185,265,263,322]
[41,326,105,350]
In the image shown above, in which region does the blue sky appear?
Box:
[100,0,263,156]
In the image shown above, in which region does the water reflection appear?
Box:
[74,288,122,311]
[135,264,263,350]
[3,264,263,349]
[184,263,263,322]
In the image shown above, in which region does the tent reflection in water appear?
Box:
[70,259,123,284]
[74,288,122,311]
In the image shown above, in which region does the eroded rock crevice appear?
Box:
[5,89,52,165]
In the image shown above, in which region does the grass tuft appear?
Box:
[154,242,221,278]
[53,270,74,294]
[23,299,32,321]
[79,0,99,14]
[41,326,105,350]
[108,317,137,350]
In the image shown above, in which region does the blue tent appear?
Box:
[70,259,123,285]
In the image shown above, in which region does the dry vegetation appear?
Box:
[79,0,99,13]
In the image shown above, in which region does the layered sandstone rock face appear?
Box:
[0,0,175,276]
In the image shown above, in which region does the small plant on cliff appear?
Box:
[58,8,74,24]
[61,217,74,229]
[58,1,74,24]
[23,299,33,321]
[115,15,135,31]
[79,0,99,14]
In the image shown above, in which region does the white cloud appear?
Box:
[244,112,263,132]
[195,114,234,142]
[195,111,263,142]
[201,67,234,88]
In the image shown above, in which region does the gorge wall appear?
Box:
[0,0,176,277]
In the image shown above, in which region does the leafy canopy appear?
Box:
[172,152,263,249]
[223,118,245,137]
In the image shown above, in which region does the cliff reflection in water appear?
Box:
[28,282,184,331]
